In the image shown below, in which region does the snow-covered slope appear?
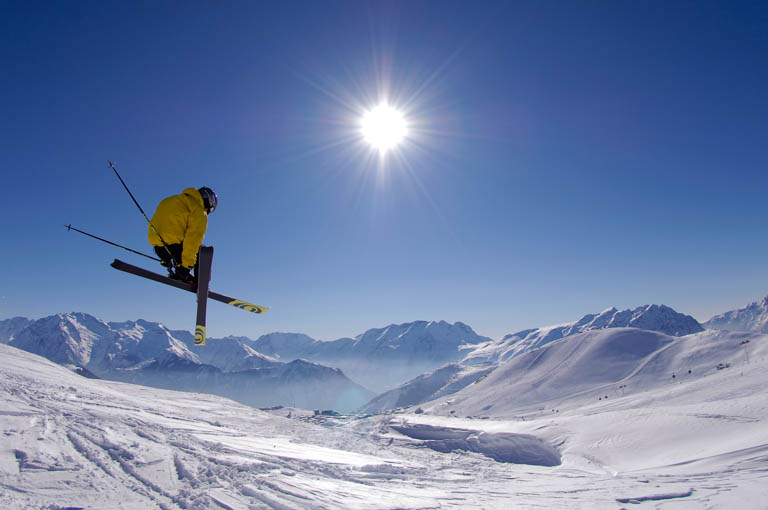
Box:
[360,306,714,414]
[704,295,768,333]
[0,344,446,509]
[360,363,496,414]
[255,321,491,392]
[369,326,763,416]
[3,335,768,508]
[465,304,703,364]
[425,328,765,417]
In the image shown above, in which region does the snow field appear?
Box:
[3,322,768,508]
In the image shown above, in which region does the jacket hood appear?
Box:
[182,187,204,207]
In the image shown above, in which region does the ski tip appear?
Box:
[227,300,269,314]
[195,325,206,346]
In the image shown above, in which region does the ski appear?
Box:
[194,246,214,346]
[110,259,269,315]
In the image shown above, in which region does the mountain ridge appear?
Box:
[703,295,768,333]
[464,304,704,365]
[3,312,371,412]
[424,328,767,418]
[252,320,492,392]
[0,297,754,413]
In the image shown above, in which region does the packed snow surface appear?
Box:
[2,332,768,509]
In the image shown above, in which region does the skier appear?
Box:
[148,187,217,283]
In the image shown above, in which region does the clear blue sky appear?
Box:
[2,1,768,341]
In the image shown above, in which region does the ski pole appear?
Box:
[65,224,161,262]
[107,160,177,268]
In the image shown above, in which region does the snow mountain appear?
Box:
[358,326,768,475]
[704,295,768,333]
[0,316,32,343]
[1,314,494,407]
[252,321,491,393]
[423,327,765,417]
[3,313,372,412]
[166,330,281,372]
[464,304,703,364]
[251,332,320,360]
[363,304,707,413]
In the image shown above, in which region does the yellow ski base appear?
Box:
[227,300,269,314]
[195,325,206,346]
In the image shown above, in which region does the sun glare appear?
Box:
[360,104,408,153]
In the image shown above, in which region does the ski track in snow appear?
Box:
[2,344,768,508]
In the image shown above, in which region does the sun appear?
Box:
[360,104,408,153]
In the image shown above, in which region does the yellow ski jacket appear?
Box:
[148,188,208,268]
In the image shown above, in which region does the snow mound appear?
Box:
[389,423,561,466]
[615,488,694,504]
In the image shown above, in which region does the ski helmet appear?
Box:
[198,187,218,213]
